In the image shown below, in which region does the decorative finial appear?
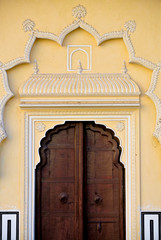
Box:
[72,5,87,19]
[124,20,136,33]
[77,59,83,74]
[121,60,127,74]
[23,19,35,32]
[33,59,39,74]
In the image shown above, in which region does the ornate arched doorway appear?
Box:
[35,121,125,240]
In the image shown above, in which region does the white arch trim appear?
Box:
[69,47,90,70]
[0,11,160,143]
[24,110,138,240]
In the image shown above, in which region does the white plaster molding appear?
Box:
[23,19,35,32]
[19,99,140,108]
[23,110,138,240]
[19,72,140,96]
[72,5,87,19]
[35,122,46,132]
[19,71,140,108]
[3,33,36,71]
[67,45,91,71]
[0,4,160,143]
[123,31,157,71]
[131,113,137,240]
[146,65,161,144]
[0,69,13,142]
[116,122,125,131]
[70,48,89,70]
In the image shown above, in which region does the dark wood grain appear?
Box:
[35,122,125,240]
[84,123,125,240]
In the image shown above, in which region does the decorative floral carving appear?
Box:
[0,5,160,145]
[124,20,136,33]
[72,5,87,19]
[36,122,46,132]
[116,122,125,132]
[23,19,35,32]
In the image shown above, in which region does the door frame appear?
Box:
[23,109,140,240]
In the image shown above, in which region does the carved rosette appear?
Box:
[36,122,46,132]
[72,5,87,19]
[116,122,125,132]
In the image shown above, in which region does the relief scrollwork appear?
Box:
[0,69,13,142]
[146,64,161,144]
[0,5,160,144]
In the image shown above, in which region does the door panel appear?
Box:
[87,222,120,240]
[35,122,125,240]
[35,123,83,240]
[84,124,124,240]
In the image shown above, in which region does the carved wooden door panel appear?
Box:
[35,122,83,240]
[35,122,125,240]
[84,123,125,240]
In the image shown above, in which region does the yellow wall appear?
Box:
[0,0,161,239]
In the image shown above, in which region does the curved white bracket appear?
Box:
[0,69,13,141]
[146,64,161,144]
[0,5,160,143]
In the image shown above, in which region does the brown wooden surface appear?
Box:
[35,122,125,240]
[84,123,125,240]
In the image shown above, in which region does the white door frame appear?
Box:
[23,109,139,240]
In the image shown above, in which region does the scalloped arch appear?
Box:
[0,13,161,143]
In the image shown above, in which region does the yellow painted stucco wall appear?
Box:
[0,0,161,239]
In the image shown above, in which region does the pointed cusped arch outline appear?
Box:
[70,47,90,70]
[0,13,160,143]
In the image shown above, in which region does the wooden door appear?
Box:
[84,123,125,240]
[35,122,125,240]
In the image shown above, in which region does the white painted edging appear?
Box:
[0,5,160,144]
[0,210,20,240]
[67,45,92,71]
[24,112,138,240]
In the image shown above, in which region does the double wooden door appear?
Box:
[35,122,125,240]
